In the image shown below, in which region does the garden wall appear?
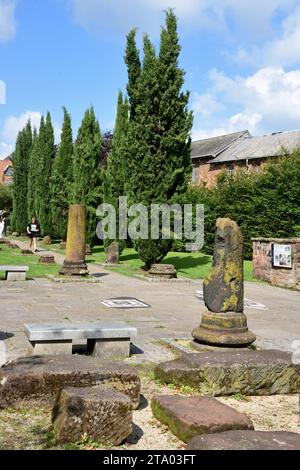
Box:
[252,238,300,290]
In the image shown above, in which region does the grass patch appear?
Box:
[0,244,60,279]
[87,246,255,281]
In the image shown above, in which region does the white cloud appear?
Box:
[0,111,61,160]
[0,0,17,43]
[2,111,42,142]
[0,80,6,104]
[65,0,296,38]
[0,141,13,159]
[192,66,300,138]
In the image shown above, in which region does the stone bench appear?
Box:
[24,322,137,359]
[0,265,29,281]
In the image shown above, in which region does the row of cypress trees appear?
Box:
[12,11,193,265]
[12,107,104,246]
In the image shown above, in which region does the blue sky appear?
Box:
[1,0,300,158]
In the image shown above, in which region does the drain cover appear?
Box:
[101,297,150,309]
[195,291,267,310]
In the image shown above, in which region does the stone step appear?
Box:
[155,349,300,396]
[187,430,300,450]
[151,395,253,443]
[0,355,140,409]
[52,386,133,446]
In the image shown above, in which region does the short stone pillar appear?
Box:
[192,218,256,346]
[105,241,120,264]
[59,205,89,276]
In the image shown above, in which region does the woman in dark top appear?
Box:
[26,216,41,252]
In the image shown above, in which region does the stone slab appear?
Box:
[0,355,141,409]
[155,349,300,396]
[151,395,254,443]
[187,430,300,450]
[0,265,29,272]
[29,340,72,356]
[24,322,137,341]
[52,386,132,445]
[87,338,130,359]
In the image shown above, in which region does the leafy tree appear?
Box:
[11,121,32,232]
[0,185,12,214]
[72,107,104,246]
[50,107,73,239]
[124,11,193,268]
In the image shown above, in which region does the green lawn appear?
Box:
[0,244,60,279]
[86,246,255,282]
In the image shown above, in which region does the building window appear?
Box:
[192,165,199,183]
[227,163,234,177]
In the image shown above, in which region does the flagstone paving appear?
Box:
[0,240,300,365]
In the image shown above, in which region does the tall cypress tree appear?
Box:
[36,112,56,235]
[124,11,193,268]
[125,30,141,120]
[27,127,39,219]
[50,107,73,239]
[72,107,104,246]
[104,91,129,250]
[12,121,32,232]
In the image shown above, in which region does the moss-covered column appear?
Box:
[192,218,256,346]
[59,205,89,276]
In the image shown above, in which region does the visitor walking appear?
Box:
[26,216,41,252]
[0,216,4,238]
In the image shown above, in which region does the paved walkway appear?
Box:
[1,239,300,364]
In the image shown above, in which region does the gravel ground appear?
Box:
[0,375,299,450]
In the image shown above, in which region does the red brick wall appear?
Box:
[252,238,300,290]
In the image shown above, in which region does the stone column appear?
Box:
[192,218,256,346]
[59,205,89,276]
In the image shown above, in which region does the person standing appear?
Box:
[0,217,4,238]
[26,216,41,252]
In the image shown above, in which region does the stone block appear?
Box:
[29,340,72,356]
[105,241,120,264]
[6,271,27,281]
[148,264,177,279]
[39,255,55,264]
[52,386,132,445]
[155,349,300,396]
[87,338,130,359]
[0,355,141,409]
[151,395,253,443]
[43,236,52,245]
[187,430,300,450]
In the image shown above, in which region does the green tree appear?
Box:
[72,107,104,246]
[50,107,73,239]
[27,128,39,219]
[104,91,129,250]
[124,11,193,268]
[11,121,32,232]
[36,112,56,235]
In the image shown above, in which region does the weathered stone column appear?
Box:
[59,205,89,276]
[192,218,256,346]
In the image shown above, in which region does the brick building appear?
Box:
[191,129,300,187]
[0,156,13,186]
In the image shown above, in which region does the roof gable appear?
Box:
[191,130,251,159]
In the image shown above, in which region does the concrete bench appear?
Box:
[0,265,29,281]
[24,322,137,359]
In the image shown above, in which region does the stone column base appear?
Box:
[29,340,72,356]
[87,338,130,360]
[59,261,89,276]
[192,310,256,347]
